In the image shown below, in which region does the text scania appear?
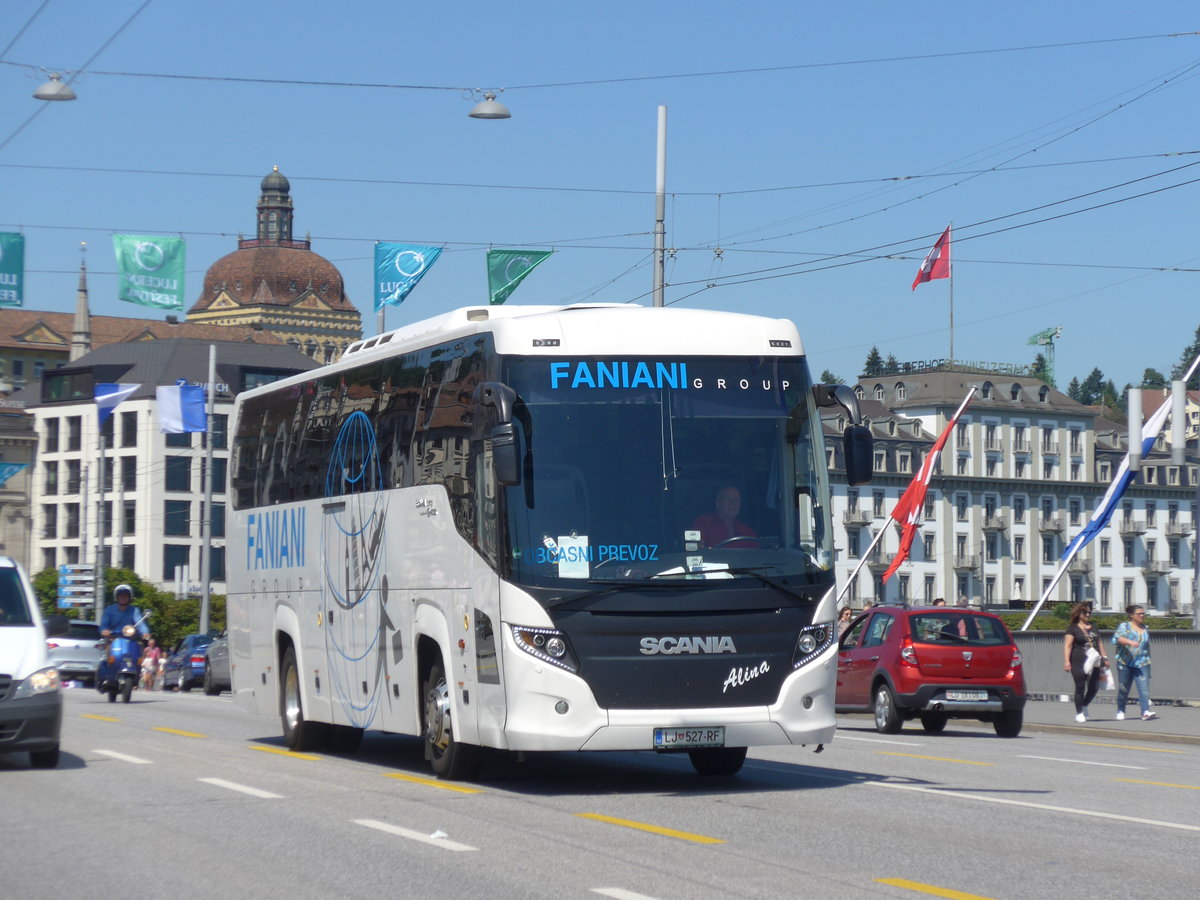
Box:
[640,636,738,655]
[247,509,306,570]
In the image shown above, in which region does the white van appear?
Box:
[0,556,63,768]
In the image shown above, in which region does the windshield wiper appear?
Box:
[647,566,812,606]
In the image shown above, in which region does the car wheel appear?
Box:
[203,663,219,696]
[873,683,902,734]
[994,709,1023,738]
[30,746,60,769]
[280,646,325,751]
[688,747,747,776]
[919,712,948,734]
[422,659,481,780]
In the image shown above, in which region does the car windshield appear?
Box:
[500,355,834,597]
[910,613,1011,646]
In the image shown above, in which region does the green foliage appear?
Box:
[1170,324,1200,389]
[862,347,883,377]
[1029,353,1050,386]
[1141,368,1167,389]
[998,612,1192,632]
[819,369,842,384]
[32,566,225,650]
[884,354,900,375]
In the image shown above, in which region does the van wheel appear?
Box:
[30,746,60,769]
[280,647,325,751]
[422,661,480,780]
[688,747,747,776]
[874,684,902,734]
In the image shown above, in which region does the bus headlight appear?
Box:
[511,625,579,673]
[791,624,833,669]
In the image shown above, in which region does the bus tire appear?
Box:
[325,724,364,754]
[280,646,325,751]
[422,660,481,780]
[688,746,747,776]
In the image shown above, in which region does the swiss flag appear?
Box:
[911,225,951,290]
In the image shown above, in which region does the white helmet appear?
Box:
[113,583,134,602]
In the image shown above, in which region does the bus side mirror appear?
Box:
[843,425,873,486]
[490,423,520,486]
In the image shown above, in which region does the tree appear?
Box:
[1170,324,1200,389]
[1077,368,1107,406]
[818,369,842,384]
[862,347,883,377]
[884,354,901,375]
[1066,377,1082,402]
[1140,368,1167,389]
[1029,353,1050,385]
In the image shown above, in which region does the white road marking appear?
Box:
[94,749,152,765]
[1021,754,1146,770]
[197,777,283,799]
[592,889,662,900]
[836,734,924,747]
[353,819,477,851]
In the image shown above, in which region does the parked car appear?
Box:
[45,619,105,686]
[202,630,231,695]
[836,604,1026,737]
[163,633,216,692]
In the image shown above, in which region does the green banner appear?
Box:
[487,249,552,305]
[113,234,186,310]
[0,232,25,308]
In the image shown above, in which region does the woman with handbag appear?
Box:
[1112,605,1157,721]
[1063,603,1109,723]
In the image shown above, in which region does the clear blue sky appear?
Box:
[3,1,1199,390]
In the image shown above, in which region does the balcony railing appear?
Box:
[1165,520,1191,537]
[1012,438,1030,452]
[1118,518,1147,535]
[952,555,979,570]
[1066,557,1092,575]
[982,514,1008,531]
[843,509,871,526]
[1142,560,1171,576]
[1040,441,1059,455]
[1038,513,1065,533]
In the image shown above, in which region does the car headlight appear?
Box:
[13,666,62,699]
[510,625,579,673]
[791,624,833,669]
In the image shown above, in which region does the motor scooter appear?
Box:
[97,613,150,704]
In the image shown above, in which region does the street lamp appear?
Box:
[469,91,510,119]
[33,72,76,101]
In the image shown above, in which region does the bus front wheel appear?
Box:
[422,661,481,780]
[281,646,325,751]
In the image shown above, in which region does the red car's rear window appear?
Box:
[909,613,1011,647]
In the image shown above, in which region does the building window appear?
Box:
[1169,539,1179,567]
[165,431,191,448]
[896,383,907,400]
[210,546,226,582]
[65,503,79,538]
[212,414,228,450]
[1070,462,1080,481]
[123,500,136,535]
[1013,496,1025,523]
[44,418,59,452]
[67,416,82,451]
[923,533,935,560]
[924,576,935,602]
[1070,430,1081,454]
[956,494,968,521]
[165,457,190,492]
[121,544,135,570]
[898,575,909,601]
[985,458,996,478]
[163,544,190,581]
[1100,579,1111,610]
[65,459,81,493]
[1015,459,1026,478]
[1042,535,1055,563]
[898,452,911,473]
[923,492,936,520]
[212,502,225,538]
[847,529,860,558]
[164,500,190,536]
[1123,538,1134,565]
[873,491,884,517]
[1014,577,1024,603]
[1145,501,1156,524]
[121,456,136,491]
[957,455,968,475]
[1100,539,1109,565]
[1042,460,1054,479]
[1123,580,1134,605]
[1069,499,1081,526]
[985,576,996,604]
[1014,536,1025,562]
[874,451,886,472]
[985,533,998,561]
[42,548,56,571]
[101,416,115,450]
[41,505,57,539]
[43,461,58,495]
[120,411,137,448]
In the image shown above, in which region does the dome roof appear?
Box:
[261,166,290,193]
[191,244,355,312]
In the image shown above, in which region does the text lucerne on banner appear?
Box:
[487,249,552,305]
[113,234,186,310]
[0,232,25,308]
[374,243,443,310]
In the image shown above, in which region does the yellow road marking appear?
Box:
[250,744,321,761]
[878,752,992,767]
[81,713,121,722]
[875,877,997,899]
[1073,741,1183,754]
[152,726,206,739]
[1117,778,1200,791]
[384,773,483,794]
[576,813,724,844]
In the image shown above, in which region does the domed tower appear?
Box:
[186,167,362,361]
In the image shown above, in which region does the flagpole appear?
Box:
[948,220,954,364]
[199,344,215,635]
[836,525,890,607]
[94,414,105,620]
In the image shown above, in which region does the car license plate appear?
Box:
[946,690,988,701]
[653,727,725,749]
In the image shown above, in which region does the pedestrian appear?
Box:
[141,637,163,691]
[837,605,854,636]
[932,597,947,607]
[1112,605,1157,721]
[1062,602,1109,723]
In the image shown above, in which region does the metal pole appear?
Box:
[93,420,105,620]
[199,344,215,635]
[652,105,667,308]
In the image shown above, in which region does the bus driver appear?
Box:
[691,485,758,548]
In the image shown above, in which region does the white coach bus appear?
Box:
[227,303,871,778]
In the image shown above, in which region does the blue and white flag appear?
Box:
[374,242,442,310]
[1060,399,1173,561]
[156,381,207,433]
[95,382,141,425]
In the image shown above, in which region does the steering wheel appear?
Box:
[714,535,759,548]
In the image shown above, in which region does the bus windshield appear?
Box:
[501,356,834,593]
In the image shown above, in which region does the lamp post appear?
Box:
[33,72,76,101]
[652,105,667,308]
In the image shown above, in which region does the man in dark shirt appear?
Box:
[691,485,758,548]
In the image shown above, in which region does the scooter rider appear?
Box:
[97,584,150,686]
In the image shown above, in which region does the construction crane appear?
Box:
[1028,325,1063,387]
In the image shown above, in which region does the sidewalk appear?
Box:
[1018,697,1200,745]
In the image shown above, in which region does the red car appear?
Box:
[836,605,1026,737]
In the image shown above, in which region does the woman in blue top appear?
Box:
[1112,605,1157,721]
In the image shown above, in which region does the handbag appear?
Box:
[1103,667,1116,691]
[1083,646,1101,674]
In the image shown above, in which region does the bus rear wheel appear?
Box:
[281,646,325,751]
[422,661,480,780]
[688,746,747,776]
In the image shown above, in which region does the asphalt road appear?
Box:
[2,688,1196,900]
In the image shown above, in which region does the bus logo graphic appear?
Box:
[639,636,737,655]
